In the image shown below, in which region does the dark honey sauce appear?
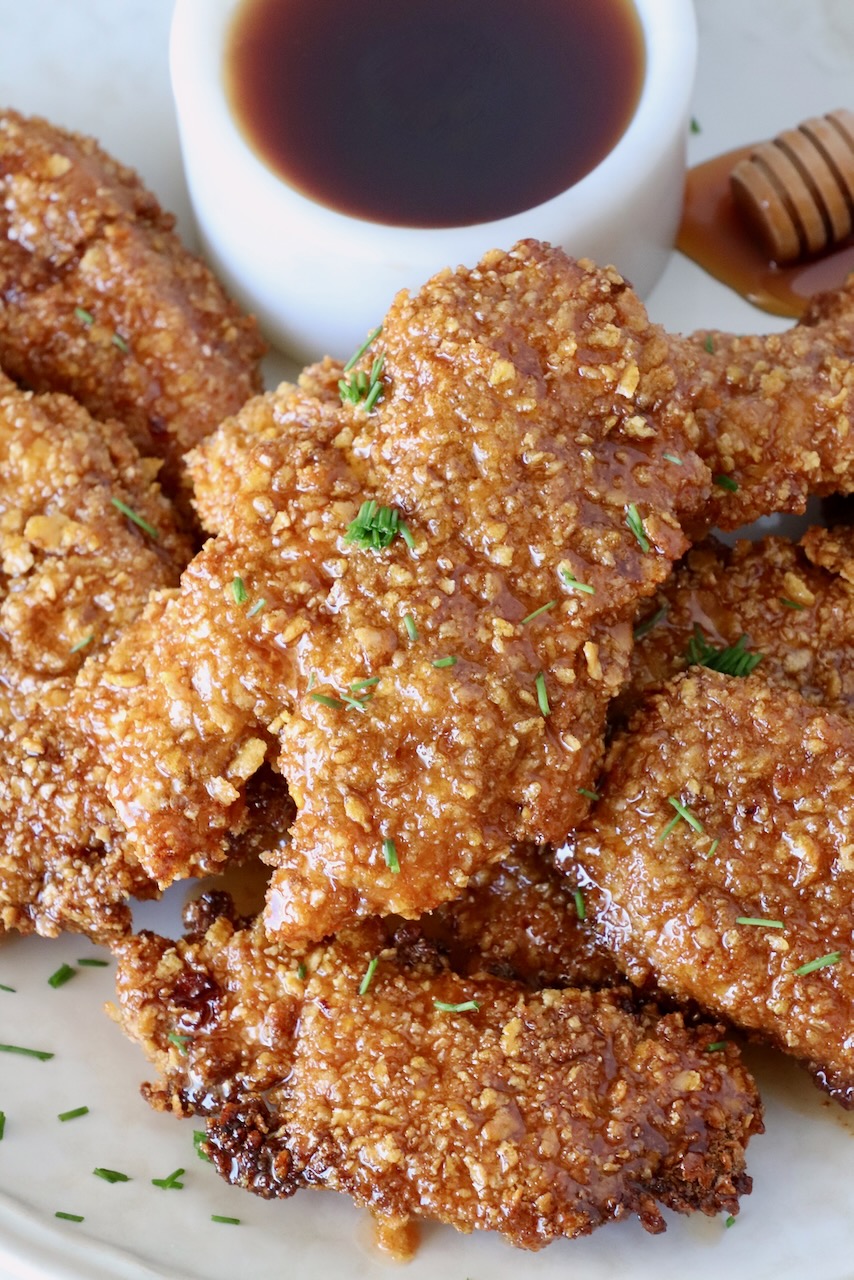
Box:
[225,0,645,228]
[678,144,854,319]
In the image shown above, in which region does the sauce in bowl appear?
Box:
[225,0,645,228]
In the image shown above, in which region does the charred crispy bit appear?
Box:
[0,110,265,497]
[99,243,712,941]
[113,915,762,1250]
[571,669,854,1105]
[680,280,854,529]
[422,841,621,988]
[626,531,854,722]
[0,374,192,939]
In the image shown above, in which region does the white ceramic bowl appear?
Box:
[170,0,698,363]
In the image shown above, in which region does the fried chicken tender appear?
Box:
[626,530,854,721]
[97,243,712,942]
[112,907,761,1252]
[569,670,854,1105]
[0,110,265,497]
[0,373,192,939]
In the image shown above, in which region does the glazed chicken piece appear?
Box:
[113,904,762,1254]
[0,373,192,939]
[568,669,854,1105]
[0,110,265,499]
[97,243,712,942]
[625,528,854,722]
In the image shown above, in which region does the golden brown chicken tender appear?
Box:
[112,908,762,1253]
[96,243,712,943]
[0,110,265,497]
[570,669,854,1105]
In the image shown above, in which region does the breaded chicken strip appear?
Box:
[626,529,854,721]
[0,374,192,939]
[0,110,265,497]
[569,670,854,1105]
[113,908,761,1253]
[97,244,712,941]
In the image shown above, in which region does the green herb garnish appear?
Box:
[93,1168,131,1183]
[535,671,550,717]
[0,983,16,992]
[659,795,705,841]
[246,597,266,618]
[339,329,386,410]
[403,612,418,642]
[578,787,600,801]
[48,964,76,989]
[55,1212,85,1223]
[296,962,307,981]
[111,332,130,354]
[704,334,716,354]
[0,1043,53,1061]
[359,955,379,996]
[663,452,683,465]
[433,999,480,1014]
[725,1215,736,1228]
[77,958,109,968]
[345,500,411,551]
[152,1168,185,1190]
[779,597,806,611]
[110,496,159,539]
[735,917,784,929]
[350,676,379,692]
[713,473,738,492]
[560,569,595,595]
[520,601,557,625]
[633,603,669,641]
[685,626,762,677]
[573,889,586,921]
[231,576,248,605]
[69,634,94,654]
[625,503,650,552]
[194,1129,212,1163]
[382,837,400,874]
[706,1041,727,1052]
[432,656,457,668]
[343,326,382,373]
[74,307,94,326]
[0,1112,5,1140]
[212,1215,241,1225]
[310,692,345,710]
[58,1106,90,1122]
[795,951,842,976]
[691,117,702,135]
[167,1032,190,1054]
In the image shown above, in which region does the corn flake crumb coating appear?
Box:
[0,372,192,939]
[571,670,854,1105]
[112,906,762,1252]
[0,110,265,497]
[96,243,714,942]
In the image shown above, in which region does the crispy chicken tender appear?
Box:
[112,908,761,1253]
[626,530,854,721]
[97,243,713,942]
[569,670,854,1105]
[0,374,192,939]
[0,110,265,497]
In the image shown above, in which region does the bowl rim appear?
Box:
[170,0,698,256]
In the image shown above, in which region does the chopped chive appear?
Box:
[399,521,415,551]
[296,962,307,980]
[704,838,720,860]
[560,569,595,595]
[69,633,94,654]
[307,670,317,691]
[794,951,842,976]
[685,626,762,677]
[55,1212,85,1223]
[74,306,94,326]
[111,332,130,354]
[0,983,16,992]
[520,600,557,625]
[633,603,669,641]
[779,597,806,611]
[403,612,418,642]
[152,1167,185,1190]
[706,1041,727,1052]
[167,1032,190,1054]
[725,1215,736,1228]
[0,1112,5,1140]
[212,1215,241,1225]
[713,473,739,492]
[736,917,784,929]
[110,496,159,539]
[0,1043,54,1061]
[573,888,586,921]
[704,334,716,354]
[345,500,407,550]
[310,692,345,710]
[363,375,385,413]
[382,837,400,873]
[77,958,109,968]
[691,117,702,134]
[339,691,372,712]
[432,656,457,668]
[359,955,379,996]
[246,597,266,618]
[535,671,550,717]
[625,503,650,553]
[662,452,683,465]
[58,1106,90,1122]
[666,796,704,833]
[434,999,480,1013]
[350,676,379,692]
[578,787,600,801]
[231,576,248,605]
[193,1129,212,1163]
[93,1167,131,1183]
[343,325,382,373]
[48,964,77,989]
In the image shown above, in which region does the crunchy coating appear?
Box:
[99,243,711,942]
[0,110,265,496]
[626,531,854,721]
[0,373,192,939]
[571,670,854,1105]
[423,841,621,988]
[112,912,762,1251]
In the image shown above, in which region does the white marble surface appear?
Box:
[1,2,854,1278]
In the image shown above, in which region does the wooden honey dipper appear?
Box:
[730,108,854,263]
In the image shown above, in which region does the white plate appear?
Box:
[2,2,854,1277]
